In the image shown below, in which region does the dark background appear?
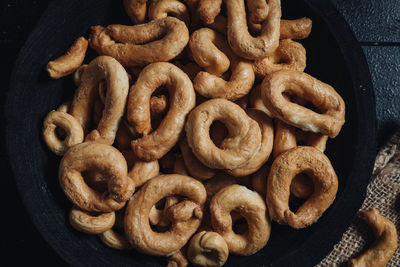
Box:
[1,0,399,265]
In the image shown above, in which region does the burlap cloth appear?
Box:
[317,130,400,266]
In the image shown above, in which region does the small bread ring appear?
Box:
[349,208,398,267]
[187,231,229,267]
[125,174,206,256]
[89,17,189,67]
[121,150,160,187]
[280,18,312,40]
[149,0,190,26]
[180,137,215,180]
[127,62,196,161]
[191,29,255,101]
[100,229,132,250]
[69,56,130,144]
[46,37,88,79]
[226,109,273,176]
[123,0,148,24]
[189,28,230,75]
[252,39,306,79]
[249,84,273,117]
[59,142,135,212]
[266,146,338,228]
[42,110,84,156]
[185,98,262,170]
[210,184,271,255]
[261,70,345,138]
[69,205,115,234]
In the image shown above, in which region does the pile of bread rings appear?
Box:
[42,0,397,266]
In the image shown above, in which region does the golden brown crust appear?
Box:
[187,231,229,266]
[123,0,148,24]
[349,208,398,267]
[127,62,196,161]
[185,99,262,170]
[121,150,160,187]
[124,175,206,256]
[100,229,133,250]
[197,0,222,25]
[148,0,190,26]
[280,18,312,40]
[226,109,273,176]
[261,70,346,138]
[69,205,115,234]
[167,250,189,267]
[247,0,268,24]
[210,184,271,255]
[266,146,338,228]
[46,37,88,79]
[89,17,189,67]
[249,84,274,117]
[251,164,269,196]
[59,142,135,212]
[42,110,84,156]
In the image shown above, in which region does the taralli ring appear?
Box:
[266,146,338,228]
[210,184,271,255]
[89,17,189,67]
[69,56,130,144]
[42,110,84,156]
[261,70,345,138]
[127,62,196,161]
[185,98,262,170]
[69,205,115,234]
[46,37,88,79]
[59,142,135,212]
[349,208,398,267]
[187,231,229,267]
[125,174,206,256]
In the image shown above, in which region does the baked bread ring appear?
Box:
[226,109,273,176]
[69,205,115,234]
[125,174,206,256]
[148,0,190,26]
[252,39,306,79]
[185,98,262,170]
[127,62,196,161]
[46,37,88,79]
[42,110,84,156]
[187,231,229,267]
[349,208,398,267]
[89,17,189,67]
[261,70,345,138]
[266,146,338,228]
[210,184,271,255]
[69,56,130,144]
[59,142,135,212]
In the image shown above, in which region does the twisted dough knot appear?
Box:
[69,56,130,145]
[210,184,271,255]
[187,231,229,267]
[59,142,135,212]
[266,146,338,228]
[89,17,189,67]
[127,62,196,161]
[125,175,207,256]
[185,98,261,170]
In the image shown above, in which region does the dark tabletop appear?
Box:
[1,0,399,266]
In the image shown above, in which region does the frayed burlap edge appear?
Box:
[317,130,400,266]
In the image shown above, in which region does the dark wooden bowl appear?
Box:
[5,0,376,266]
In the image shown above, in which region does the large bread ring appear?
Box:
[89,17,189,67]
[69,56,130,144]
[191,28,255,101]
[210,184,271,255]
[226,109,273,176]
[124,174,206,256]
[266,146,338,228]
[185,98,262,170]
[59,142,135,212]
[261,70,345,138]
[127,62,196,161]
[42,110,84,156]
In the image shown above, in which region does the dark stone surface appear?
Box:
[329,0,400,43]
